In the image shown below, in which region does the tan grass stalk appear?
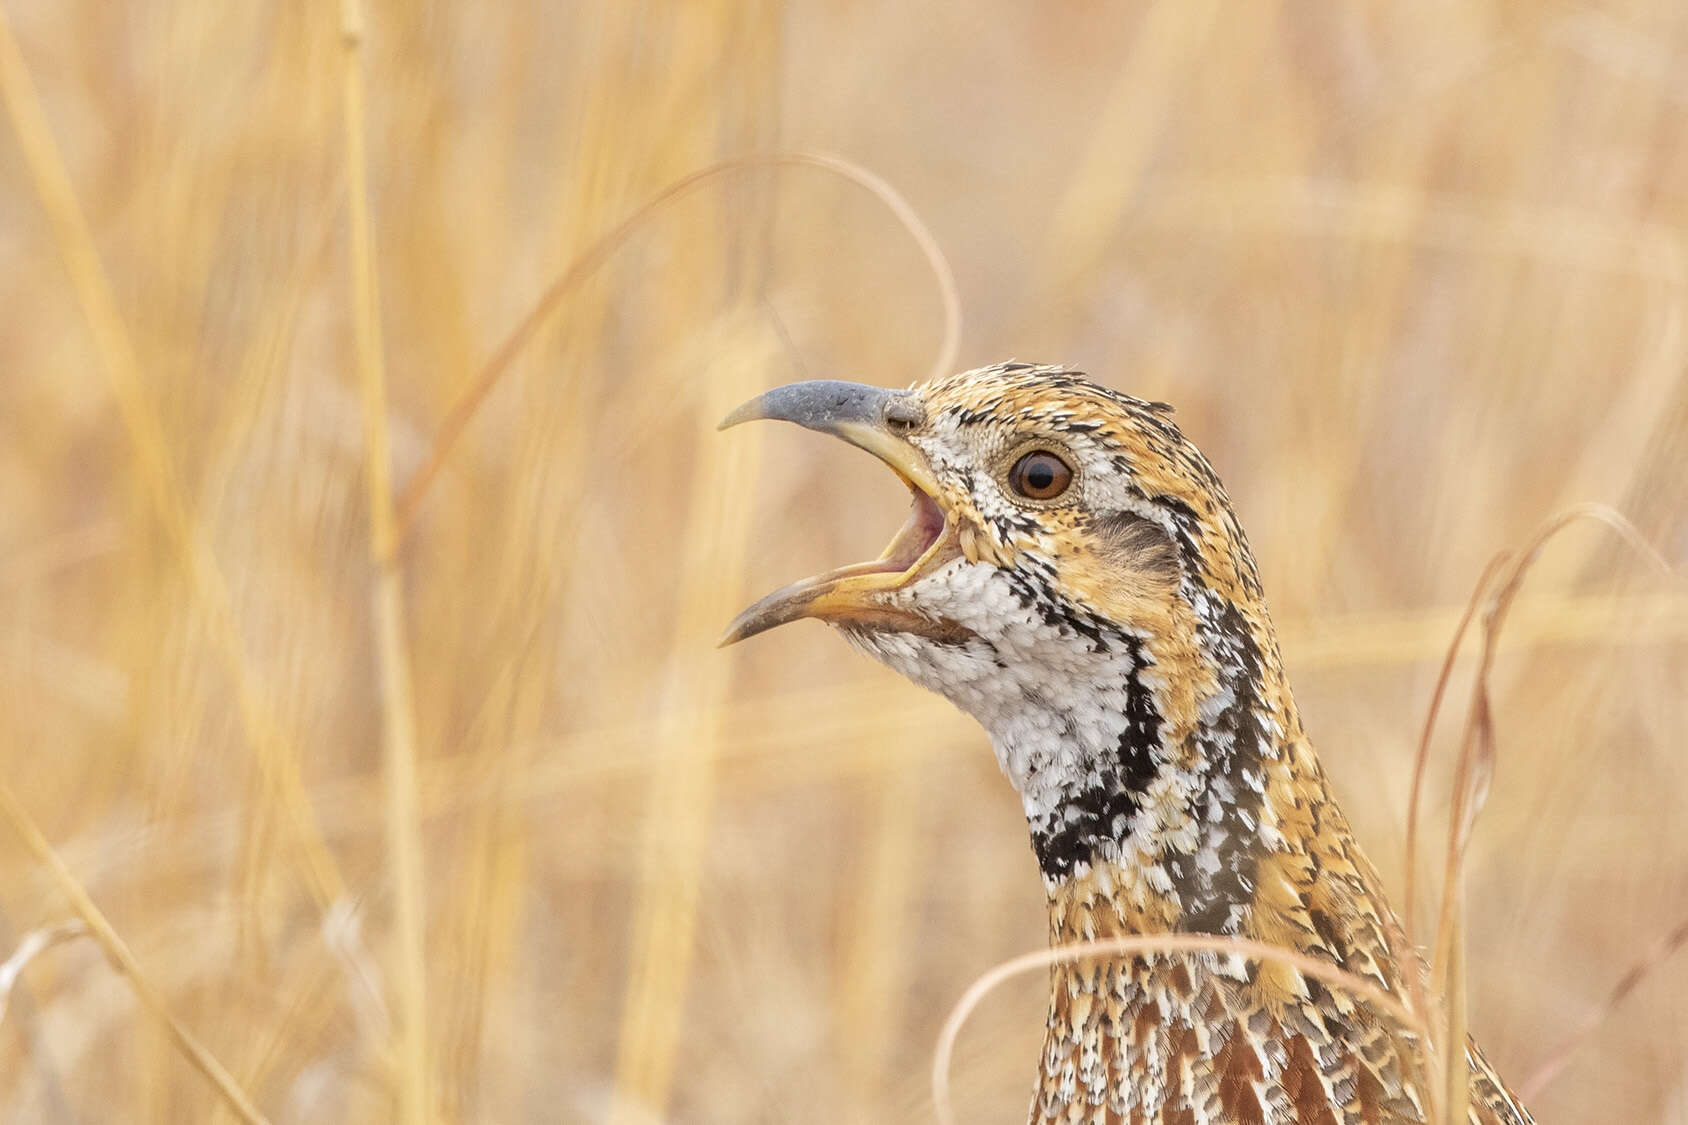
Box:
[338,3,430,1122]
[1026,0,1222,321]
[1438,908,1467,1125]
[604,149,960,1120]
[1404,511,1676,960]
[931,934,1427,1125]
[391,151,962,542]
[1416,505,1677,1120]
[0,780,269,1124]
[606,338,774,1124]
[1402,551,1509,1019]
[836,741,923,1116]
[1396,550,1510,1123]
[235,959,346,1109]
[1431,506,1672,960]
[0,2,345,911]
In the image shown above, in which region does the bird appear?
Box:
[719,362,1533,1125]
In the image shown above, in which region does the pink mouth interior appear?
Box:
[820,486,946,582]
[876,487,946,572]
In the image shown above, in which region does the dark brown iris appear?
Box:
[1008,450,1073,500]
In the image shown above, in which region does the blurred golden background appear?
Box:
[1,1,1686,1122]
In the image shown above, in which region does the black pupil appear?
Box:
[1013,451,1068,498]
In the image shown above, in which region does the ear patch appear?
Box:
[1089,512,1180,582]
[1052,512,1182,628]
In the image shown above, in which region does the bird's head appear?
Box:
[723,362,1290,887]
[722,362,1268,685]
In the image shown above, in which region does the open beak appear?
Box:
[719,380,962,645]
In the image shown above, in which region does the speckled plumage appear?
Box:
[725,363,1532,1125]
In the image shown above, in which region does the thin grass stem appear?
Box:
[338,3,430,1121]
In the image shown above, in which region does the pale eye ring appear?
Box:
[1007,450,1074,501]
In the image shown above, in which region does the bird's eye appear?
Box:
[1007,450,1073,501]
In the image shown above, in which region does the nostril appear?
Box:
[884,396,925,427]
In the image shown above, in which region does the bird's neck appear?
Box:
[991,583,1350,943]
[1002,581,1423,1125]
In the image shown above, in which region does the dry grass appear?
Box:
[0,2,1686,1123]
